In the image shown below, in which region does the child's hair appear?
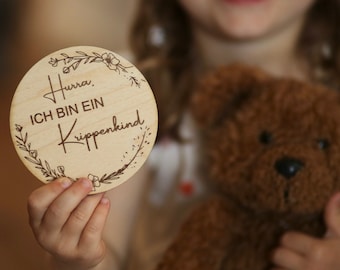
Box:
[129,0,340,139]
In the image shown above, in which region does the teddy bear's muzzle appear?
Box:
[274,156,305,179]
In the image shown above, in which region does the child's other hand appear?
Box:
[271,193,340,270]
[27,177,110,269]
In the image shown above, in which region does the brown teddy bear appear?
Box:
[156,64,340,270]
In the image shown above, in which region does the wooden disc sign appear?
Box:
[10,46,158,193]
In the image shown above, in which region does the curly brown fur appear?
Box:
[156,65,340,270]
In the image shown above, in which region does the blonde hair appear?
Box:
[129,0,340,140]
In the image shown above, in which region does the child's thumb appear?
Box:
[325,192,340,238]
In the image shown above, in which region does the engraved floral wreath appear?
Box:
[14,124,153,191]
[14,49,153,190]
[48,50,146,88]
[14,50,153,190]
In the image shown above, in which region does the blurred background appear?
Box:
[0,0,137,268]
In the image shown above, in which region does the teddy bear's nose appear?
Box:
[274,157,304,179]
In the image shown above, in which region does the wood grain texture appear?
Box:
[10,46,158,193]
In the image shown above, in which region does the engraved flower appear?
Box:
[15,124,23,132]
[49,58,58,67]
[57,166,65,175]
[88,174,101,188]
[101,53,120,70]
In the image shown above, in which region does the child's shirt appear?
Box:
[126,113,206,270]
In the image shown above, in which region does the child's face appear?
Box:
[178,0,316,40]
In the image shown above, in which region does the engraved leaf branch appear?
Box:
[14,124,66,180]
[98,126,152,184]
[48,51,145,88]
[14,124,152,190]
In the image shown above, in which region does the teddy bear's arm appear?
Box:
[156,197,233,270]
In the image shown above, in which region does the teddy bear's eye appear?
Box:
[317,139,330,150]
[259,131,272,145]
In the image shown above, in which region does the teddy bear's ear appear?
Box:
[191,64,270,128]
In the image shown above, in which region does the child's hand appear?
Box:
[271,193,340,270]
[27,177,110,269]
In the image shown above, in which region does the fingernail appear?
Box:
[100,197,110,205]
[79,178,92,189]
[58,178,72,188]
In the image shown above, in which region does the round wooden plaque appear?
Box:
[10,46,158,193]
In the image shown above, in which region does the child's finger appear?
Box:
[28,177,73,229]
[41,178,93,235]
[78,196,110,253]
[61,193,105,245]
[324,192,340,238]
[271,246,304,269]
[280,231,319,256]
